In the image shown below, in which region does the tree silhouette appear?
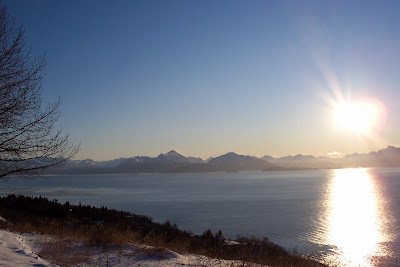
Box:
[0,4,79,177]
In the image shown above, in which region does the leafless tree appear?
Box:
[0,5,79,178]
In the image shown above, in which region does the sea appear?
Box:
[1,167,399,266]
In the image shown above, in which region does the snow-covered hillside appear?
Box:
[0,230,56,267]
[0,228,263,267]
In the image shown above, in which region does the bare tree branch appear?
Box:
[0,4,79,177]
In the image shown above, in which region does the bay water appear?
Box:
[1,168,399,266]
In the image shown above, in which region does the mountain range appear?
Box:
[48,146,400,174]
[264,146,400,169]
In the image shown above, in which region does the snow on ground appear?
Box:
[82,244,262,266]
[0,230,56,267]
[0,229,263,267]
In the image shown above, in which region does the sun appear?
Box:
[334,99,385,135]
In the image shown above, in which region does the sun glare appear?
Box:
[334,99,385,135]
[326,168,385,266]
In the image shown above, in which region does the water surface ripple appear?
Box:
[1,168,399,266]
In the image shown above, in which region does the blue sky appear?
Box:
[5,0,400,160]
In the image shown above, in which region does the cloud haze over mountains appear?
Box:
[46,146,400,175]
[265,146,400,169]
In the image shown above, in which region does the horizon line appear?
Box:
[75,145,399,162]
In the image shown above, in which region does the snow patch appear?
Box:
[0,230,56,266]
[0,230,266,266]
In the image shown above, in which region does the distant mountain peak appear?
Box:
[212,152,262,162]
[384,145,399,151]
[212,152,245,161]
[205,157,214,163]
[157,150,188,162]
[187,156,205,164]
[208,152,278,171]
[378,146,400,155]
[166,150,179,155]
[223,152,247,158]
[261,155,275,162]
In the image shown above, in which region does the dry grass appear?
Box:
[0,195,326,267]
[38,238,92,266]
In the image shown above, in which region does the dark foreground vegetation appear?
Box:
[0,195,325,266]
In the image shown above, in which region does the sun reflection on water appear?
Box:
[327,168,385,266]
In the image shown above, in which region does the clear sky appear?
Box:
[5,0,400,160]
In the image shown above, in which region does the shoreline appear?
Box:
[0,194,325,267]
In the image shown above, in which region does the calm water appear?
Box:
[1,168,400,266]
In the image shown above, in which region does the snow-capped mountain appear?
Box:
[44,146,400,174]
[207,152,279,171]
[260,146,400,169]
[157,150,190,163]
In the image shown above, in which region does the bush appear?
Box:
[0,195,325,267]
